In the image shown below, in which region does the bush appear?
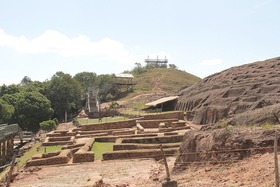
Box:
[40,120,57,132]
[109,101,119,109]
[53,118,59,126]
[105,93,113,101]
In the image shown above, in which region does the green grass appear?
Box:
[17,143,62,167]
[133,68,201,94]
[77,116,127,125]
[92,142,114,160]
[120,110,147,116]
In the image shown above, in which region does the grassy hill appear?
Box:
[104,68,201,114]
[133,68,201,94]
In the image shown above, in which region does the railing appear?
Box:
[0,124,20,142]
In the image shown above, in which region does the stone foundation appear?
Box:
[81,119,136,131]
[142,111,184,120]
[26,149,73,167]
[103,148,178,160]
[136,119,179,128]
[113,143,181,151]
[73,138,95,163]
[120,135,184,144]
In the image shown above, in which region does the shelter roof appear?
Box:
[115,74,134,78]
[145,96,178,107]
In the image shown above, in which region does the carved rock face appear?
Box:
[176,57,280,125]
[174,128,276,170]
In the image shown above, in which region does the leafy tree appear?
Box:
[73,72,97,92]
[23,81,47,94]
[0,84,22,97]
[20,76,32,86]
[40,120,57,132]
[97,74,117,102]
[0,99,14,124]
[133,62,147,75]
[45,72,83,121]
[1,93,20,106]
[14,91,53,132]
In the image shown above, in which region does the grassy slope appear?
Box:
[17,143,62,167]
[133,68,201,94]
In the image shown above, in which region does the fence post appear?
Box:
[6,152,16,187]
[275,130,279,187]
[160,144,170,181]
[160,144,177,187]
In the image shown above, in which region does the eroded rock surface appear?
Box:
[176,57,280,125]
[174,128,277,170]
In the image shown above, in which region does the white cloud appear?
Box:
[200,59,222,66]
[0,29,131,61]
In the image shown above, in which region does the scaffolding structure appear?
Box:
[145,56,168,68]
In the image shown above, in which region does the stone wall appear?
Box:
[136,119,179,128]
[94,134,158,142]
[113,143,181,151]
[81,119,136,131]
[73,138,95,163]
[48,136,72,142]
[26,149,73,167]
[103,148,178,160]
[120,134,184,144]
[142,111,184,120]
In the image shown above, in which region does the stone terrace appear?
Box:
[26,111,191,167]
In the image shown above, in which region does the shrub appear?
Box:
[109,101,119,109]
[53,118,59,126]
[40,120,57,132]
[105,93,113,101]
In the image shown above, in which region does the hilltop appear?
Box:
[133,68,201,94]
[113,68,201,111]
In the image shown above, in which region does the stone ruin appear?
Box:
[175,57,280,125]
[26,111,191,166]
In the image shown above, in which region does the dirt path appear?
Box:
[11,158,168,187]
[10,153,278,187]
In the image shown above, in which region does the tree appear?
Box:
[45,72,83,121]
[23,81,47,94]
[96,74,117,102]
[132,62,147,75]
[0,84,21,97]
[20,76,32,86]
[14,91,53,132]
[73,72,97,92]
[0,99,14,124]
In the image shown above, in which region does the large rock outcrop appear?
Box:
[174,128,278,170]
[176,57,280,125]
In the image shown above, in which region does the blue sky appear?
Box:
[0,0,279,84]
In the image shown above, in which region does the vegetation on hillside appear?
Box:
[133,68,201,93]
[0,62,200,132]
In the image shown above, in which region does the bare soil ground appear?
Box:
[10,152,277,187]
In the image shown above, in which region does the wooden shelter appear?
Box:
[145,96,179,112]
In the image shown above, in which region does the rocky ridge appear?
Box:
[176,57,280,125]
